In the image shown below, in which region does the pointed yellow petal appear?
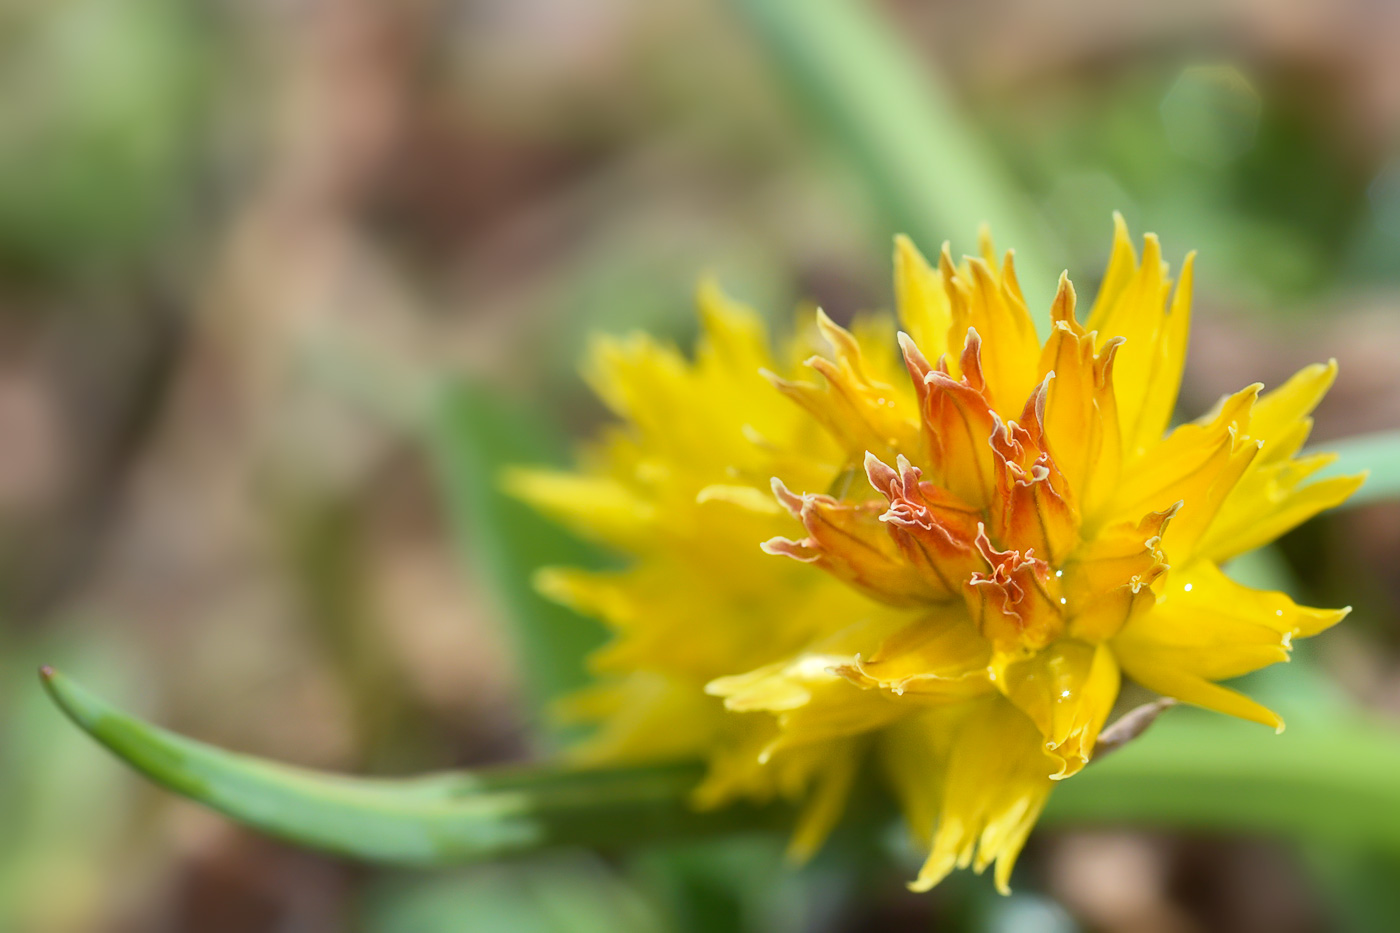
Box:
[706,616,912,753]
[1158,431,1262,560]
[1062,506,1173,642]
[787,737,863,863]
[696,277,773,381]
[977,224,998,268]
[894,235,952,363]
[769,309,923,462]
[1199,466,1366,563]
[996,640,1120,779]
[563,674,725,767]
[503,468,656,548]
[1189,360,1361,561]
[1250,360,1337,461]
[1102,385,1259,544]
[1086,212,1138,327]
[534,567,633,631]
[962,256,1042,415]
[1038,317,1124,518]
[696,483,784,514]
[1093,234,1174,453]
[878,706,962,846]
[908,698,1055,894]
[1112,652,1284,732]
[1128,251,1194,454]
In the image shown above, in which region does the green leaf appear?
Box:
[725,0,1059,325]
[1309,429,1400,507]
[1045,708,1400,852]
[428,380,610,731]
[39,667,787,867]
[42,661,1400,871]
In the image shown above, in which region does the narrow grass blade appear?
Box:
[727,0,1058,324]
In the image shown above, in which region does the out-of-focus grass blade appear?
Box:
[1310,429,1400,507]
[40,667,786,867]
[1047,709,1400,851]
[726,0,1058,325]
[428,380,609,732]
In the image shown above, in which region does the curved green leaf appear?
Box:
[1309,429,1400,507]
[38,667,785,866]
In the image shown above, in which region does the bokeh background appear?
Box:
[4,1,1400,931]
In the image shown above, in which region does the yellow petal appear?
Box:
[768,309,923,463]
[787,736,864,863]
[696,483,784,515]
[503,468,656,549]
[894,235,952,363]
[1095,232,1168,448]
[1111,563,1328,732]
[878,706,961,846]
[1128,251,1194,455]
[584,332,689,428]
[1037,290,1124,517]
[1085,211,1138,326]
[1113,560,1348,683]
[1249,360,1336,461]
[1198,460,1366,563]
[1082,217,1194,459]
[696,277,774,384]
[995,640,1120,779]
[836,607,993,700]
[959,256,1042,415]
[1102,385,1262,558]
[692,717,833,812]
[706,616,912,755]
[903,698,1056,894]
[1111,653,1284,732]
[1062,506,1173,642]
[562,673,726,767]
[535,566,633,632]
[1158,431,1261,560]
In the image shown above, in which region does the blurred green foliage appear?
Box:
[0,0,207,279]
[432,382,612,735]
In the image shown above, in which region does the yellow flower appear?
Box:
[507,216,1363,893]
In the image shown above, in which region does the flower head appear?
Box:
[508,216,1363,892]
